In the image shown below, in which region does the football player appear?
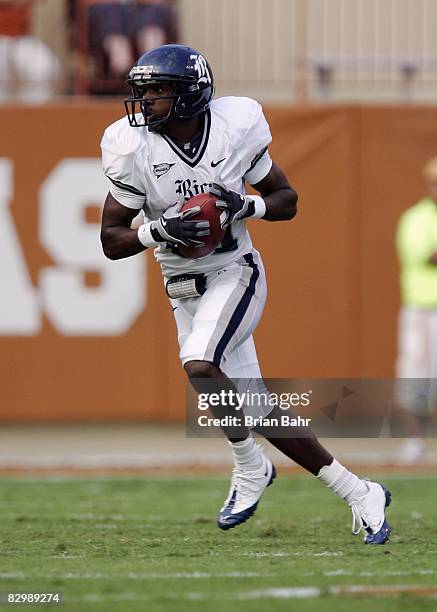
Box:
[100,44,392,544]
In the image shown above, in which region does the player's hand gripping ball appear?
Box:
[178,193,226,259]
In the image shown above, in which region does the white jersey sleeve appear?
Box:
[239,100,272,185]
[101,117,147,210]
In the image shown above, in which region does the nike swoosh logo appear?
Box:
[211,158,226,168]
[161,219,167,226]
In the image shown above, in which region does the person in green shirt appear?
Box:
[395,156,437,463]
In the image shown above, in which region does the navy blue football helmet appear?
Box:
[124,44,214,130]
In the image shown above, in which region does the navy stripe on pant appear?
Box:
[212,253,260,366]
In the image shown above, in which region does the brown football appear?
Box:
[178,192,225,259]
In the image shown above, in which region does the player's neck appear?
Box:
[160,115,203,143]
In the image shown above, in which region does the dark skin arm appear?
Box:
[100,192,146,260]
[100,161,298,260]
[429,251,437,265]
[251,161,298,221]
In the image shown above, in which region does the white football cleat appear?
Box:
[349,480,392,545]
[217,450,276,530]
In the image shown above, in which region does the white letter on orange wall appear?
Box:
[0,158,40,334]
[39,159,146,335]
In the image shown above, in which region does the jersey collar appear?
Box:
[161,110,211,168]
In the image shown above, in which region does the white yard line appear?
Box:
[0,572,26,579]
[42,583,437,604]
[323,569,436,577]
[0,571,268,580]
[239,584,437,599]
[2,569,435,581]
[240,551,344,557]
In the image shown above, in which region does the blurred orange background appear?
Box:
[0,102,434,421]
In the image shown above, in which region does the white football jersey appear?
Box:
[101,96,272,276]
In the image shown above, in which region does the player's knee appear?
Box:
[184,360,220,379]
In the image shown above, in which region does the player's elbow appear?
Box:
[284,188,298,220]
[102,247,120,260]
[101,244,119,260]
[100,229,119,260]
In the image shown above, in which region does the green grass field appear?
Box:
[0,472,436,611]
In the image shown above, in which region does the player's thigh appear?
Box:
[222,335,261,378]
[430,309,437,378]
[180,251,267,368]
[170,296,197,350]
[429,310,437,411]
[396,306,431,377]
[395,306,432,413]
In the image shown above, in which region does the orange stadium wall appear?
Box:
[0,103,435,421]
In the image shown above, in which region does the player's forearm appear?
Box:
[100,226,146,260]
[428,251,437,265]
[262,187,298,221]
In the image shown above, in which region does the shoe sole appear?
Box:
[365,484,392,545]
[217,463,276,531]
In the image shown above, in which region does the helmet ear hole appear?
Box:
[173,85,214,120]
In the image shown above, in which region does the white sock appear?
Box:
[229,436,263,470]
[317,458,367,504]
